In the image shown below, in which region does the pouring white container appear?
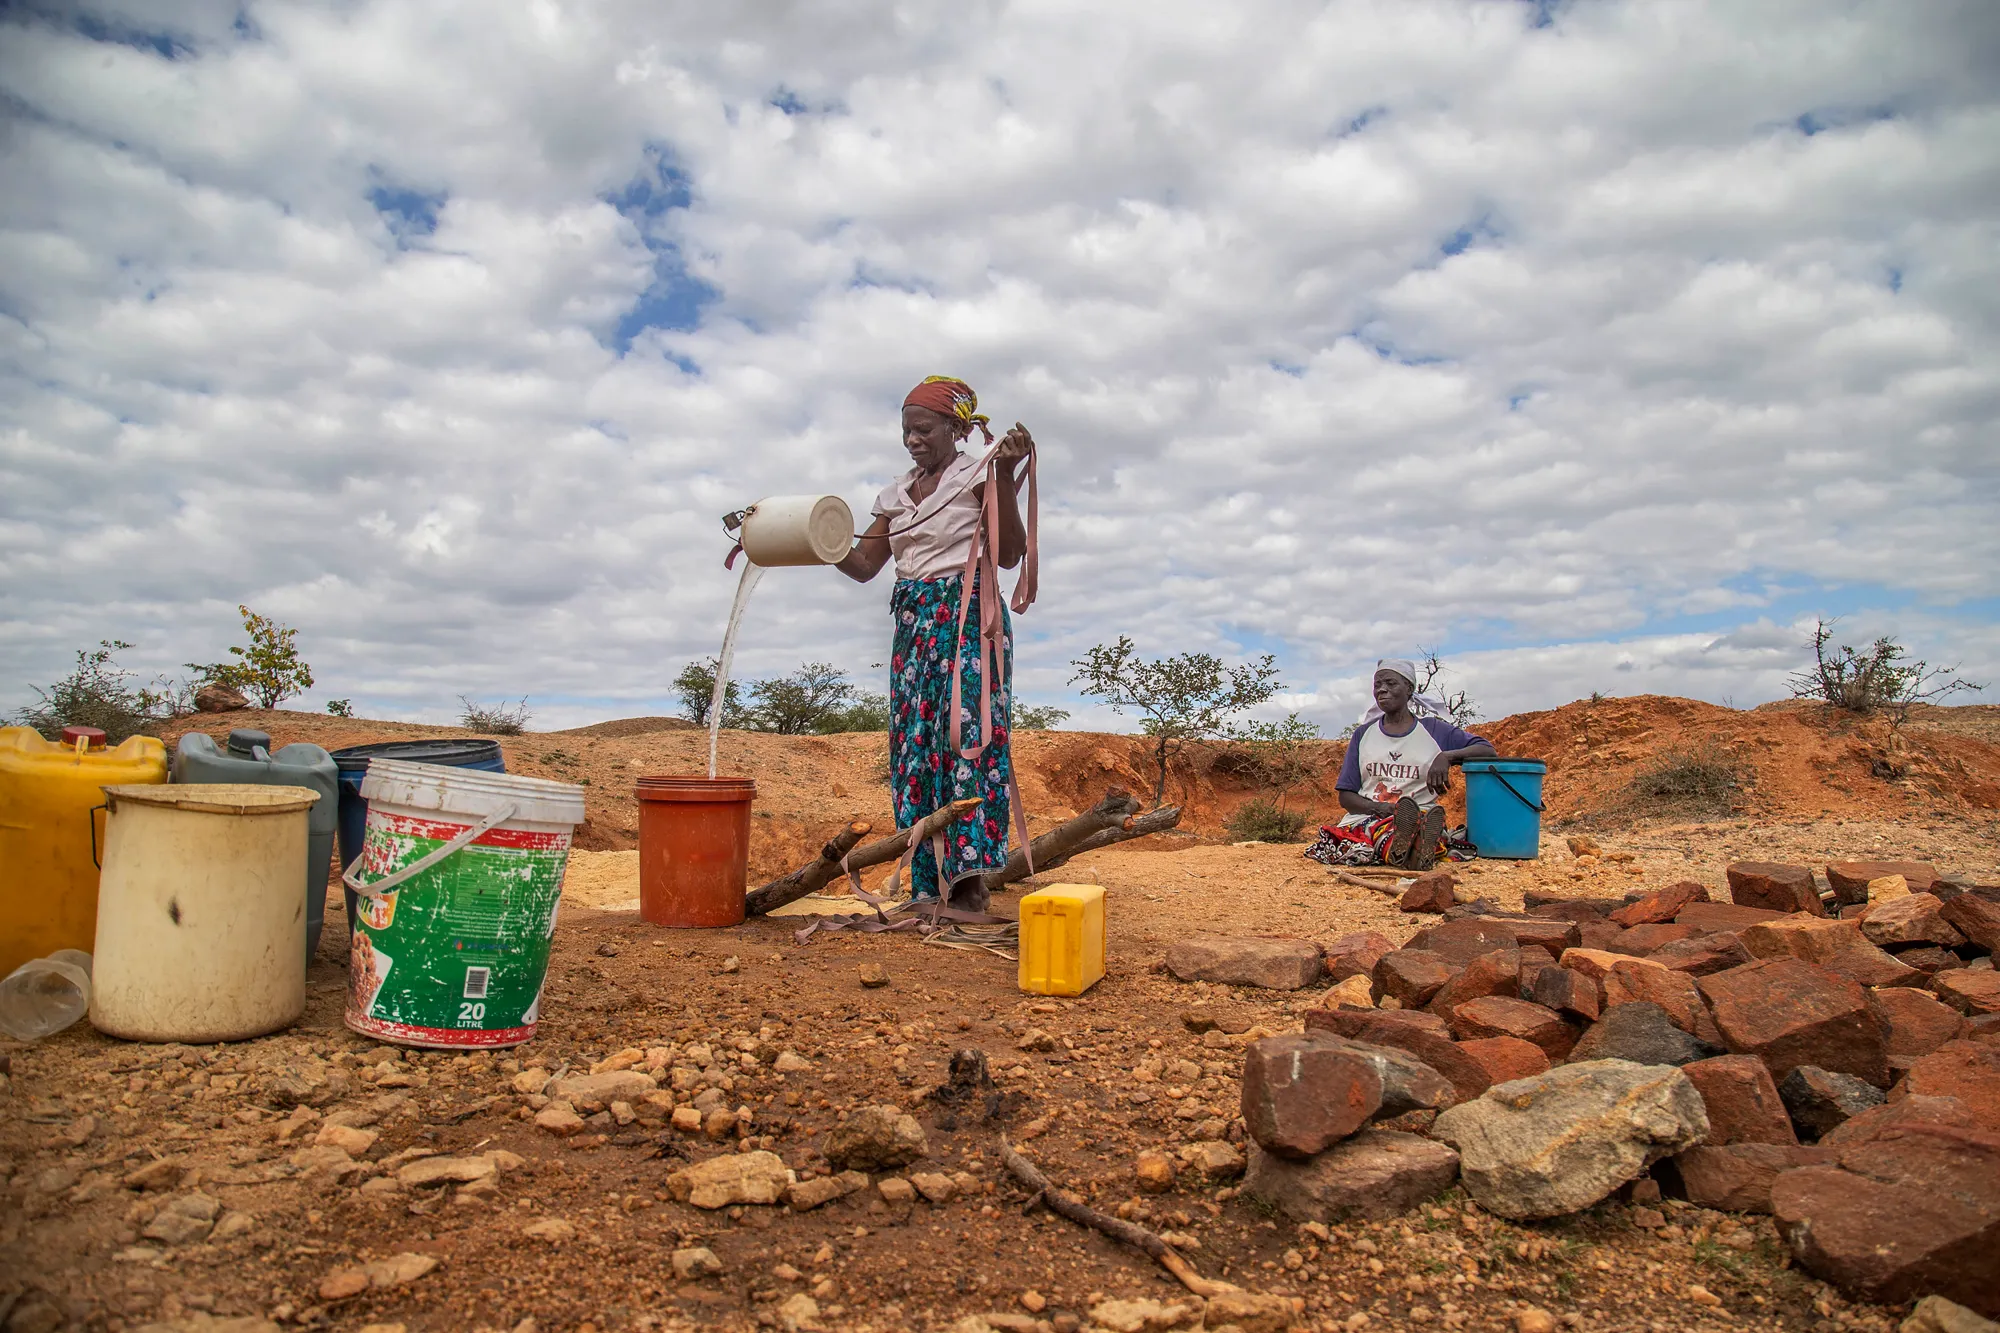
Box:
[738,494,854,566]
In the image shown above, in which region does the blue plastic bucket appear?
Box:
[332,740,506,932]
[1463,758,1547,859]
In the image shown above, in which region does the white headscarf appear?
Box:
[1357,658,1455,727]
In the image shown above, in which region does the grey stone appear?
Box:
[822,1104,928,1170]
[1779,1065,1886,1140]
[140,1192,221,1246]
[1569,1001,1719,1067]
[1242,1131,1460,1222]
[1901,1295,2000,1333]
[1164,936,1322,990]
[1432,1058,1709,1219]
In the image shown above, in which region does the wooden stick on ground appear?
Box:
[1331,868,1406,897]
[1000,1137,1237,1298]
[743,820,872,916]
[744,800,980,916]
[974,788,1142,890]
[1025,805,1183,874]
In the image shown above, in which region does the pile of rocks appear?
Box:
[1211,859,2000,1318]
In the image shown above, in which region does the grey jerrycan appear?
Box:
[171,729,340,960]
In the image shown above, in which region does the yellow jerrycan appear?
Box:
[0,726,169,977]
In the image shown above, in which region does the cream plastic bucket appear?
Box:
[91,783,318,1043]
[737,494,854,566]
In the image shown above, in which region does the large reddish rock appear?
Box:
[1499,919,1583,955]
[1242,1131,1462,1224]
[1665,1143,1831,1213]
[1818,941,1929,990]
[1823,1095,1975,1147]
[1456,1036,1550,1085]
[1447,997,1578,1060]
[1610,881,1710,928]
[1240,1034,1453,1158]
[1647,932,1753,976]
[1741,915,1866,964]
[1406,919,1521,966]
[193,681,249,712]
[1870,988,1971,1071]
[1727,862,1826,916]
[1530,966,1601,1024]
[1602,960,1724,1044]
[1861,894,1966,949]
[1697,959,1890,1087]
[1559,947,1655,984]
[1322,931,1397,984]
[1527,899,1615,924]
[1681,1055,1796,1146]
[1678,901,1788,932]
[1940,893,2000,952]
[1576,920,1625,952]
[1898,945,1969,976]
[1934,970,2000,1017]
[1605,923,1703,956]
[1895,1041,2000,1133]
[1826,860,1940,906]
[1398,870,1457,914]
[1304,1009,1489,1104]
[1426,948,1521,1020]
[1372,949,1454,1008]
[1772,1123,2000,1314]
[1166,936,1323,990]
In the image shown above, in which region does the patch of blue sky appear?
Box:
[1440,214,1502,258]
[1795,105,1896,137]
[367,180,443,243]
[1523,0,1566,30]
[1427,578,2000,660]
[70,9,191,59]
[768,88,808,115]
[605,147,716,357]
[1269,360,1306,378]
[1338,107,1387,138]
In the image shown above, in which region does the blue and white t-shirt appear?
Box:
[1335,716,1489,815]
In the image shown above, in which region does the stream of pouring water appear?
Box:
[707,562,766,778]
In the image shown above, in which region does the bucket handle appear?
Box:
[1485,771,1544,814]
[341,803,517,901]
[89,802,108,869]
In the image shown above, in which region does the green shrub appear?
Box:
[1014,702,1071,730]
[13,640,181,744]
[1226,797,1311,843]
[189,605,314,709]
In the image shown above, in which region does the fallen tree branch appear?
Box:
[745,800,981,916]
[744,820,873,916]
[1330,868,1405,897]
[975,788,1142,890]
[1000,1137,1237,1298]
[1025,805,1183,873]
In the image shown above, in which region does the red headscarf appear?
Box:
[903,375,994,444]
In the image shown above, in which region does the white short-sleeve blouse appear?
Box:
[870,451,986,582]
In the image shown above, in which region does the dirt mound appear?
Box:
[1482,695,2000,827]
[154,693,2000,882]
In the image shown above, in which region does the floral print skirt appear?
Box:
[890,573,1013,899]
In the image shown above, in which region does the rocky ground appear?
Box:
[6,700,1999,1333]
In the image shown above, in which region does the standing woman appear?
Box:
[837,376,1036,901]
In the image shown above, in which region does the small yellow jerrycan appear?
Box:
[0,726,168,977]
[1017,883,1106,997]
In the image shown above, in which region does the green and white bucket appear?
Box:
[341,758,585,1049]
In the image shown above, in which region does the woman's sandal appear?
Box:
[1409,807,1447,871]
[1385,797,1422,867]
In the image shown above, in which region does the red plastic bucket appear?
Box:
[635,776,756,928]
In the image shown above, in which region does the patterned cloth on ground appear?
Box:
[1303,815,1475,867]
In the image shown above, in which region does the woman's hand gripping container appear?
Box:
[0,726,168,979]
[1017,884,1105,997]
[1462,758,1548,860]
[341,759,585,1049]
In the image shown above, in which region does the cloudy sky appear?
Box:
[4,0,1997,733]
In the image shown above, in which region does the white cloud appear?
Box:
[2,0,1995,735]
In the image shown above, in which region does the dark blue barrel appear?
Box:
[332,740,506,933]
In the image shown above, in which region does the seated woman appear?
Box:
[1307,659,1496,870]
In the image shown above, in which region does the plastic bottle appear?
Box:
[0,949,93,1041]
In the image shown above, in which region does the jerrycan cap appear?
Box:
[227,728,273,757]
[61,725,107,751]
